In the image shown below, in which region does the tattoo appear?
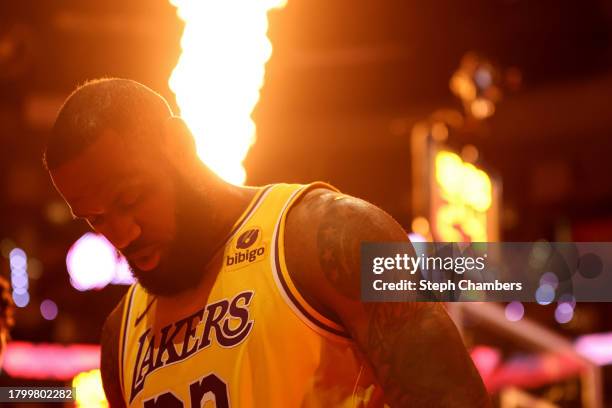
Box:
[364,302,435,406]
[312,193,489,407]
[365,301,490,407]
[316,198,364,300]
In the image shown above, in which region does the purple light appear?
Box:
[3,341,100,380]
[554,303,574,324]
[12,291,29,308]
[66,233,125,291]
[558,294,576,309]
[539,272,559,290]
[111,257,136,285]
[505,301,524,322]
[535,284,555,305]
[40,299,58,321]
[9,248,27,269]
[11,274,28,289]
[575,332,612,366]
[408,232,427,243]
[9,247,29,308]
[474,67,492,89]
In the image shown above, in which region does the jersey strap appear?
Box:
[271,182,350,340]
[117,283,137,402]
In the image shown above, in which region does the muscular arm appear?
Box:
[100,298,127,408]
[285,189,491,407]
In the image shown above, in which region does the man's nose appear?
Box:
[99,213,141,250]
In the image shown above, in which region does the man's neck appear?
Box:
[157,180,260,303]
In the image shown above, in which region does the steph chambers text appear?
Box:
[372,279,523,292]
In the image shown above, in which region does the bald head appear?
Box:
[44,78,173,170]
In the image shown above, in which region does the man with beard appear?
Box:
[45,79,489,407]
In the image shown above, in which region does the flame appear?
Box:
[169,0,287,184]
[73,369,108,407]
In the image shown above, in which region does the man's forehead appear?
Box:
[50,130,145,205]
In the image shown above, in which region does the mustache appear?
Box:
[121,239,158,258]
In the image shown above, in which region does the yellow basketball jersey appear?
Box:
[118,183,386,407]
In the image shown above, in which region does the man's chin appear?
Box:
[128,261,201,297]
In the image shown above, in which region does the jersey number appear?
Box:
[143,373,229,408]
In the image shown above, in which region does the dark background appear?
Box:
[1,0,612,395]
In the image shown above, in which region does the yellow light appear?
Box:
[411,216,430,236]
[169,0,287,184]
[450,72,476,101]
[435,151,492,212]
[435,151,464,199]
[470,98,495,119]
[434,150,493,242]
[72,369,108,408]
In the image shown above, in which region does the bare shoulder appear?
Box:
[286,187,407,244]
[284,187,407,313]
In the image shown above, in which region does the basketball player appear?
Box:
[45,79,490,407]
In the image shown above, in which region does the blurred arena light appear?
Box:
[73,369,108,408]
[554,302,574,324]
[575,332,612,366]
[450,53,502,120]
[558,293,576,309]
[169,0,287,184]
[40,299,58,321]
[410,216,430,238]
[535,284,555,305]
[435,151,492,213]
[504,301,524,322]
[539,272,559,290]
[66,233,135,291]
[433,151,493,241]
[2,342,100,380]
[407,232,426,243]
[9,247,30,307]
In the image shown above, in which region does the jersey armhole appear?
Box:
[118,283,137,401]
[271,182,351,341]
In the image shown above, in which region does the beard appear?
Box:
[128,173,217,297]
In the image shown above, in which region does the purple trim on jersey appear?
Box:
[224,185,272,243]
[273,217,350,339]
[120,284,137,398]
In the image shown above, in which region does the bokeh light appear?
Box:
[535,284,555,305]
[558,293,576,309]
[3,342,100,380]
[12,292,29,308]
[73,369,108,408]
[9,247,29,308]
[504,301,524,322]
[539,272,559,290]
[555,302,574,324]
[66,233,134,291]
[40,299,58,321]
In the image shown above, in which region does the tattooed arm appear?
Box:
[285,189,491,407]
[100,297,127,408]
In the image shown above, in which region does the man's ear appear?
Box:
[163,116,197,162]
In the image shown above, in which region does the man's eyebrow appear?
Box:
[71,179,144,220]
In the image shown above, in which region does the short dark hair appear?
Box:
[43,78,173,170]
